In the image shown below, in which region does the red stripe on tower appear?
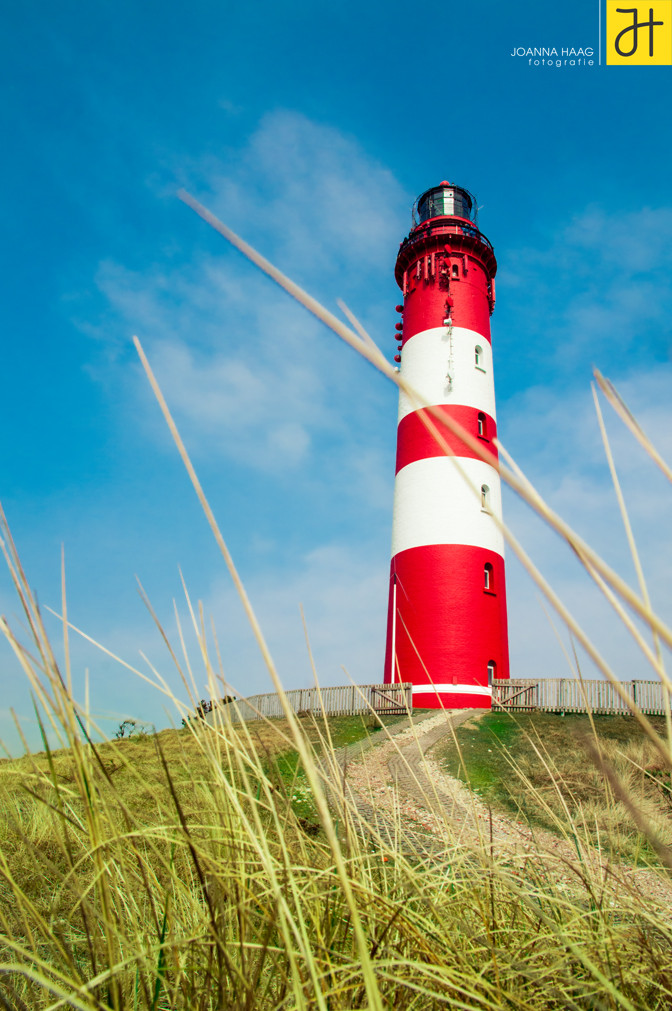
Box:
[384,182,510,709]
[395,406,498,473]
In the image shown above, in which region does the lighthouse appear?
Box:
[383,182,509,709]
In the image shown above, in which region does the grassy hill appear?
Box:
[1,704,672,1009]
[436,710,672,866]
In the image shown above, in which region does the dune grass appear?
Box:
[2,683,672,1009]
[437,711,672,866]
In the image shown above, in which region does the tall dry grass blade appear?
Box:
[177,190,389,373]
[43,609,178,709]
[480,514,671,772]
[336,298,382,355]
[496,433,672,694]
[132,334,386,1010]
[61,546,72,701]
[490,440,672,742]
[299,604,340,766]
[583,737,672,872]
[591,383,657,634]
[132,336,279,697]
[592,381,672,744]
[171,595,201,709]
[583,555,668,678]
[594,369,672,485]
[135,577,188,689]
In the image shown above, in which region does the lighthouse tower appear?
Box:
[383,182,509,709]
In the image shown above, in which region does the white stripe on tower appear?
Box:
[391,456,504,557]
[398,325,496,423]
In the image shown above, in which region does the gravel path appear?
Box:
[330,708,672,910]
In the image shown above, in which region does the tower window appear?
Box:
[484,563,494,591]
[487,661,497,685]
[452,264,459,278]
[474,345,483,367]
[477,412,487,438]
[481,484,490,510]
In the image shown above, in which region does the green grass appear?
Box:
[270,712,417,823]
[290,711,414,751]
[437,710,672,863]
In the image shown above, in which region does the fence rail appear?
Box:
[493,678,670,716]
[206,683,414,724]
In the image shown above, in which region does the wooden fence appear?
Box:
[201,678,670,724]
[492,678,670,716]
[206,683,414,725]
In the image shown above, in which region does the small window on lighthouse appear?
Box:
[484,563,494,591]
[481,484,490,510]
[487,661,497,686]
[474,345,483,367]
[477,412,487,438]
[452,263,459,278]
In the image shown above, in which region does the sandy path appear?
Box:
[335,709,672,910]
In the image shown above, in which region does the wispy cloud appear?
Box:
[498,203,672,378]
[177,109,408,281]
[82,110,401,480]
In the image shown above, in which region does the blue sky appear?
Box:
[1,0,671,751]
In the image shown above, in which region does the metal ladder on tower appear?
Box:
[444,314,455,391]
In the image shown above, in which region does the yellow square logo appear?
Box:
[606,1,672,63]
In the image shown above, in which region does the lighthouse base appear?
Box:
[383,543,510,709]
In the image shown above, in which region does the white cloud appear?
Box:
[83,110,402,482]
[187,109,408,279]
[136,331,324,471]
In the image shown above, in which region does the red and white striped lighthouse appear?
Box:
[383,182,509,709]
